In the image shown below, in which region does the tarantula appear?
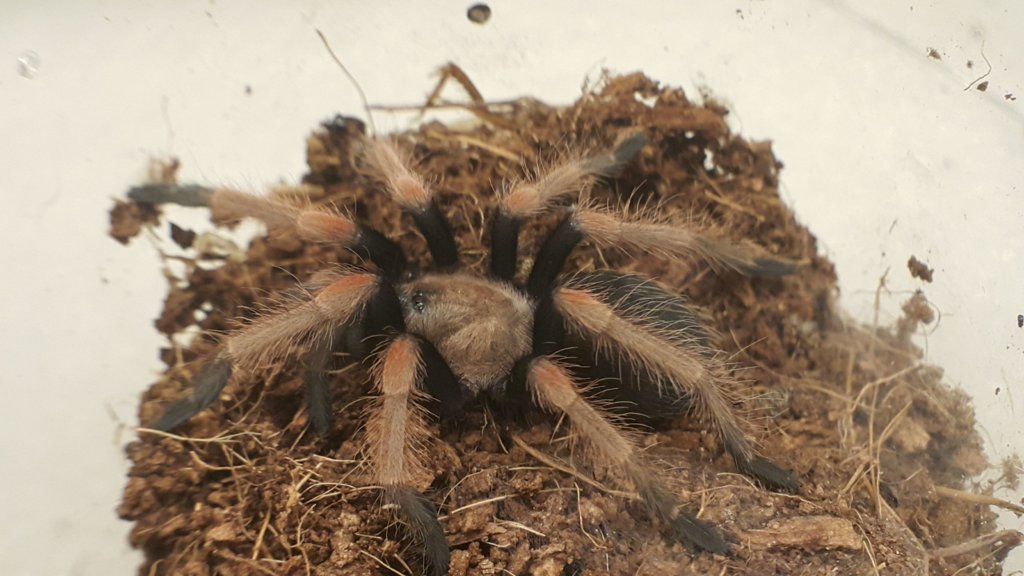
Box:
[130,131,798,575]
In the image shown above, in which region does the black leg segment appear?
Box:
[389,485,450,576]
[732,451,800,493]
[503,295,566,421]
[633,473,730,555]
[351,226,407,279]
[362,280,406,336]
[742,256,797,278]
[358,280,407,366]
[409,200,459,270]
[580,132,648,177]
[303,328,347,435]
[414,336,466,425]
[527,215,583,299]
[151,356,233,431]
[530,294,566,356]
[489,211,521,281]
[504,355,535,423]
[127,183,214,207]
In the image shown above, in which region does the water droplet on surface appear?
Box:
[17,50,40,78]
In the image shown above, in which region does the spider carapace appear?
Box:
[130,131,799,576]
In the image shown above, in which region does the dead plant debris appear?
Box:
[112,71,1018,575]
[908,255,934,283]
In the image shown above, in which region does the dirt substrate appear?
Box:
[113,73,1021,575]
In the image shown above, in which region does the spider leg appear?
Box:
[414,336,465,427]
[558,271,706,425]
[490,134,648,280]
[302,327,349,436]
[365,335,449,576]
[362,138,458,269]
[355,282,462,571]
[149,273,379,432]
[505,292,566,421]
[527,216,585,298]
[573,206,797,277]
[127,183,213,207]
[522,356,730,554]
[526,209,795,303]
[150,356,232,432]
[552,281,799,493]
[498,133,648,220]
[358,273,467,426]
[127,185,407,276]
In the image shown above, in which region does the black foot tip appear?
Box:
[743,456,800,493]
[748,257,798,278]
[149,399,201,432]
[613,132,649,164]
[672,511,732,556]
[127,183,213,207]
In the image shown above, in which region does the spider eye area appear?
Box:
[397,284,437,317]
[411,290,428,312]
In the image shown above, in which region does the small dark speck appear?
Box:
[467,3,491,24]
[561,559,583,576]
[1006,93,1017,101]
[927,48,941,60]
[245,84,252,96]
[170,222,196,250]
[1017,313,1023,328]
[967,59,974,69]
[995,387,1001,396]
[879,482,899,507]
[976,81,989,92]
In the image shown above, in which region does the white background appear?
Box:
[1,1,1021,574]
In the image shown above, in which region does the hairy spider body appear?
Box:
[399,272,533,392]
[130,131,799,576]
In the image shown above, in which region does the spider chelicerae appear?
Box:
[129,129,798,576]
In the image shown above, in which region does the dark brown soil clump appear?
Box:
[113,73,1019,575]
[908,256,934,283]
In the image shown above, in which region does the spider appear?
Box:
[129,130,799,576]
